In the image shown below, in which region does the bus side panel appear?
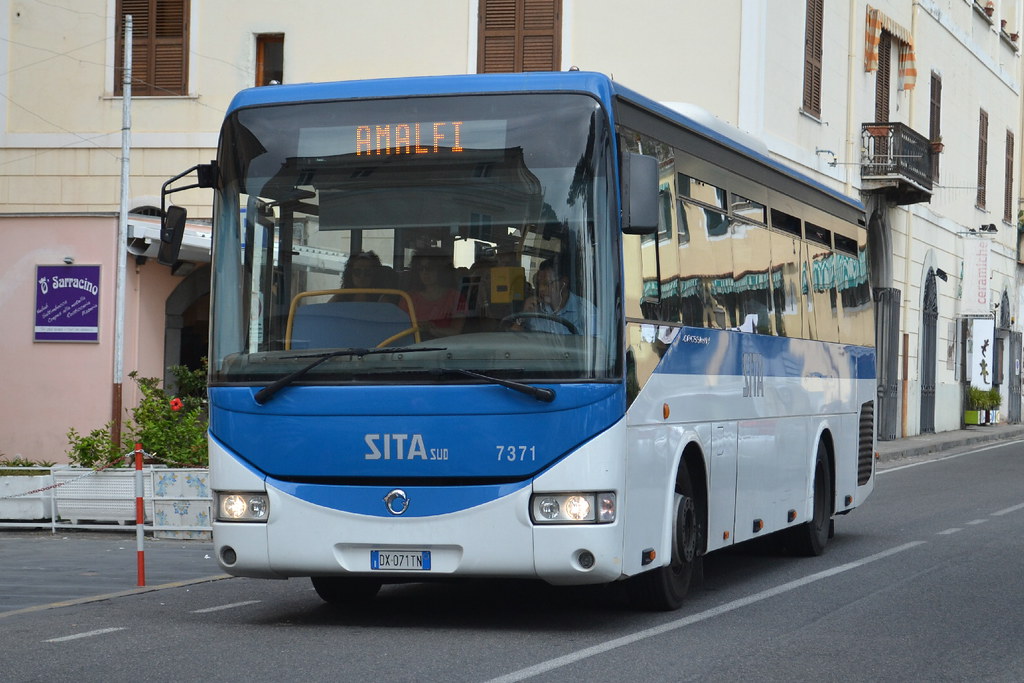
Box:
[620,421,710,576]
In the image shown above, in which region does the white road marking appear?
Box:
[191,600,261,614]
[966,519,987,526]
[992,502,1024,516]
[486,541,925,683]
[937,528,961,535]
[45,627,125,643]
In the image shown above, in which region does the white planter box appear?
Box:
[0,475,54,520]
[54,468,154,525]
[152,469,212,539]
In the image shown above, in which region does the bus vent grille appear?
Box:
[858,400,875,485]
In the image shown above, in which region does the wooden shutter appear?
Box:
[1004,131,1014,223]
[874,31,892,124]
[115,0,188,96]
[478,0,561,73]
[802,0,824,117]
[929,73,942,181]
[977,110,988,209]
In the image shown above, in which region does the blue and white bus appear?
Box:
[163,71,875,610]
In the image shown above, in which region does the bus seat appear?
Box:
[290,301,416,349]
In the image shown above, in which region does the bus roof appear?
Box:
[225,71,864,216]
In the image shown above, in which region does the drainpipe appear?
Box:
[844,0,858,196]
[900,3,921,438]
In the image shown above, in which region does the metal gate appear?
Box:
[875,287,901,440]
[1010,331,1022,423]
[920,271,937,433]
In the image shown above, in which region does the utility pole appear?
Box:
[112,14,132,450]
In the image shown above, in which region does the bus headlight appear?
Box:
[217,492,270,522]
[530,492,615,524]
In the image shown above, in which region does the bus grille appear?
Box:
[858,400,875,485]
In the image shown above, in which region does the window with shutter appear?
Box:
[114,0,189,96]
[478,0,561,73]
[874,31,892,124]
[801,0,824,118]
[1004,131,1014,223]
[929,73,941,181]
[977,110,988,209]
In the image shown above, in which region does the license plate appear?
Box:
[370,550,431,571]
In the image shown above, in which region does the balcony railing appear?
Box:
[861,122,933,205]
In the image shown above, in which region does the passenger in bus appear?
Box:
[330,251,385,302]
[515,257,596,335]
[401,248,464,339]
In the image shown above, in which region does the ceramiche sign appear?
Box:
[34,265,101,343]
[960,238,991,317]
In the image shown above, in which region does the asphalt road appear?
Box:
[3,439,1024,682]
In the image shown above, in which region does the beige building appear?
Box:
[1,0,1021,462]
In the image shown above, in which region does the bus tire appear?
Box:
[790,441,832,556]
[311,576,382,606]
[628,471,700,611]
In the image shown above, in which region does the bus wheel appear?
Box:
[628,473,700,611]
[311,576,381,606]
[790,442,832,556]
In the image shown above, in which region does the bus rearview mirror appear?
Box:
[622,152,659,235]
[158,205,188,266]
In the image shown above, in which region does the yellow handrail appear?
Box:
[284,289,420,350]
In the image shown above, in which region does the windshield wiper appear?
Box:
[254,346,446,405]
[435,367,555,403]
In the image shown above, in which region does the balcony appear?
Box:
[861,122,934,205]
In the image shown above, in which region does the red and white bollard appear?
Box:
[134,443,146,586]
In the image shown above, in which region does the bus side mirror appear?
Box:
[158,205,188,266]
[621,152,659,235]
[158,161,217,267]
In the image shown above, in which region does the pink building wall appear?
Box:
[0,215,182,463]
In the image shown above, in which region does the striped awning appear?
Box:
[865,5,917,90]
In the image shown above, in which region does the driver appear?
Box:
[517,257,595,334]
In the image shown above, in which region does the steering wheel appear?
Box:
[500,311,579,335]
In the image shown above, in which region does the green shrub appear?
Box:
[65,423,122,469]
[0,455,55,475]
[967,385,991,411]
[67,361,208,468]
[987,387,1002,410]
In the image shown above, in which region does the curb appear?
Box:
[0,573,231,620]
[877,426,1024,463]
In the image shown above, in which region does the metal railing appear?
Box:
[861,122,934,193]
[0,465,212,537]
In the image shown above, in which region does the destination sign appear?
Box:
[356,121,464,156]
[298,119,506,159]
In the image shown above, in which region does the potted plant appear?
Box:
[965,385,990,425]
[61,364,209,526]
[0,456,56,521]
[930,137,944,154]
[987,387,1003,424]
[985,1,996,18]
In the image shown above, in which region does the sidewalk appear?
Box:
[875,421,1024,463]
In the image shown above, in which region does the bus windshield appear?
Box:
[209,93,619,386]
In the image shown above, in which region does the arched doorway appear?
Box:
[163,265,210,388]
[919,269,937,433]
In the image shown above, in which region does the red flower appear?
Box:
[170,398,184,412]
